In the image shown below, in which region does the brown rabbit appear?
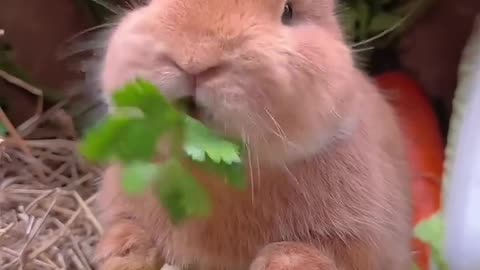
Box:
[95,0,413,269]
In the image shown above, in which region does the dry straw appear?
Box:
[0,74,102,269]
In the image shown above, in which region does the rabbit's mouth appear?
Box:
[176,96,218,130]
[176,96,201,119]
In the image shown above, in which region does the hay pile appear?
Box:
[0,106,102,269]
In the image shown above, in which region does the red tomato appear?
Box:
[375,72,445,270]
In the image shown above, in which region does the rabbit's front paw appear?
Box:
[95,221,163,270]
[249,242,336,270]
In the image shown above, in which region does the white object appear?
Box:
[443,16,480,270]
[161,264,181,270]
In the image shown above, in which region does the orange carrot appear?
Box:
[375,72,445,270]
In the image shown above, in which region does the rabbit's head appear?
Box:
[102,0,361,164]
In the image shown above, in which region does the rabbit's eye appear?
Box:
[282,2,293,24]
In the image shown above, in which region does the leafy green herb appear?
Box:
[341,7,357,39]
[156,159,212,224]
[414,213,449,270]
[184,117,242,165]
[356,0,370,40]
[122,162,160,195]
[80,79,245,223]
[412,263,421,270]
[340,0,426,45]
[183,117,247,189]
[369,13,402,33]
[0,122,7,137]
[80,115,136,162]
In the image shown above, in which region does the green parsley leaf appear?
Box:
[183,116,246,188]
[122,162,160,195]
[184,117,242,164]
[112,79,183,130]
[80,78,246,222]
[156,159,212,224]
[0,122,7,137]
[414,212,449,270]
[79,115,134,163]
[201,157,246,189]
[356,0,370,40]
[114,119,160,162]
[113,79,170,115]
[369,13,402,33]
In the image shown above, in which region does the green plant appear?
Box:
[341,0,404,42]
[0,123,6,137]
[415,213,448,270]
[80,79,246,223]
[0,97,8,137]
[340,0,433,48]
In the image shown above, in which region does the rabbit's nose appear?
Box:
[167,36,225,76]
[170,53,224,96]
[178,55,223,76]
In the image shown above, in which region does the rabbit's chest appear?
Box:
[157,203,283,269]
[155,190,311,269]
[153,166,335,269]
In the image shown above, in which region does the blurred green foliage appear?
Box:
[80,79,246,223]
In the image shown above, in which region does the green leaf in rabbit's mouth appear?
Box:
[175,96,204,121]
[80,79,246,223]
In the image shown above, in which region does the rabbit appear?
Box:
[95,0,413,269]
